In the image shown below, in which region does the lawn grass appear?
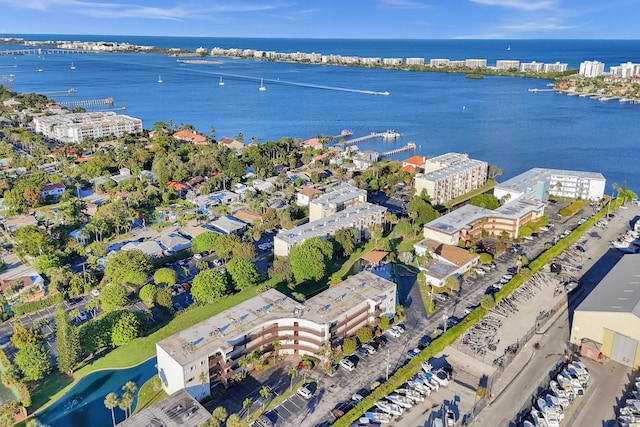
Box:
[134,376,167,414]
[396,236,422,253]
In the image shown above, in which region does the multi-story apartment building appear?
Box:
[33,111,142,143]
[494,168,606,202]
[274,203,387,257]
[414,153,488,205]
[422,199,546,246]
[430,58,450,67]
[495,60,520,71]
[155,271,397,398]
[383,58,403,66]
[609,62,640,79]
[543,62,568,73]
[406,58,425,66]
[465,59,487,69]
[309,184,367,222]
[579,60,605,77]
[520,61,545,73]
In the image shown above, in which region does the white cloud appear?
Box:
[470,0,555,11]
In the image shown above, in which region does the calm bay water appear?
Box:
[1,36,639,192]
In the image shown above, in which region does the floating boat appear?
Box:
[70,62,76,70]
[37,68,44,72]
[259,78,266,91]
[158,75,163,83]
[381,129,400,140]
[219,76,224,86]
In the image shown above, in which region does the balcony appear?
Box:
[330,305,371,332]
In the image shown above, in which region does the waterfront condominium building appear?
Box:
[383,58,403,66]
[414,153,488,205]
[520,61,545,73]
[273,202,387,257]
[155,271,397,398]
[543,62,568,73]
[464,59,487,69]
[33,111,143,143]
[309,183,367,222]
[494,168,606,203]
[579,60,605,78]
[495,60,520,71]
[422,199,546,246]
[406,58,425,66]
[609,62,640,79]
[430,58,450,67]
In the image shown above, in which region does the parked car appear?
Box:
[193,253,203,260]
[356,347,369,358]
[374,335,387,347]
[387,328,401,338]
[362,343,377,354]
[406,348,421,359]
[173,302,184,311]
[339,358,356,372]
[297,384,314,400]
[435,293,450,302]
[475,268,485,276]
[90,289,100,297]
[78,310,88,321]
[419,335,432,349]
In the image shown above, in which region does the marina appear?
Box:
[59,97,115,108]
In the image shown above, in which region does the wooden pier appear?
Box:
[380,142,416,157]
[60,97,114,108]
[342,130,401,146]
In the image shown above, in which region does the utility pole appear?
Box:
[386,347,390,380]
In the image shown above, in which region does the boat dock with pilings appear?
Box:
[341,130,402,146]
[381,142,416,157]
[60,97,114,108]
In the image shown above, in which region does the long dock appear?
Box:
[380,142,416,157]
[342,130,401,146]
[60,97,114,108]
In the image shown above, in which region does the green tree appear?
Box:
[139,284,157,304]
[289,237,333,282]
[191,269,227,303]
[259,386,271,411]
[288,365,298,392]
[333,228,357,256]
[479,253,493,265]
[213,234,240,260]
[379,315,390,331]
[155,287,173,309]
[211,406,227,425]
[394,217,414,237]
[342,337,357,355]
[104,249,151,286]
[268,257,293,282]
[356,326,373,344]
[122,382,138,418]
[104,392,119,427]
[407,196,440,228]
[153,267,177,286]
[226,413,241,427]
[111,311,141,346]
[99,283,129,312]
[470,193,500,210]
[226,258,260,290]
[445,276,461,294]
[480,294,496,310]
[11,322,43,349]
[14,344,52,381]
[54,304,80,375]
[488,165,503,179]
[233,241,256,261]
[192,231,218,253]
[243,398,252,422]
[13,225,55,257]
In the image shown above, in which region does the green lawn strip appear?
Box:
[395,236,422,253]
[134,376,167,414]
[31,285,268,413]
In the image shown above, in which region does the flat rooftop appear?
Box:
[417,158,486,182]
[156,271,396,366]
[496,168,605,194]
[117,389,210,427]
[277,203,387,245]
[575,254,640,317]
[310,183,366,209]
[425,199,544,235]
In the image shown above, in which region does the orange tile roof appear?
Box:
[361,250,389,264]
[167,181,188,191]
[298,187,323,197]
[232,209,262,224]
[401,165,416,174]
[422,239,478,267]
[403,155,425,166]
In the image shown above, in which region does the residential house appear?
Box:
[0,274,45,301]
[181,224,213,239]
[401,155,426,174]
[297,187,323,207]
[251,179,275,193]
[209,216,247,235]
[352,150,379,171]
[302,137,324,150]
[414,239,479,287]
[111,168,132,184]
[167,181,189,195]
[41,183,66,199]
[158,233,192,254]
[217,136,244,152]
[173,130,208,145]
[121,240,164,258]
[232,209,262,225]
[2,215,38,236]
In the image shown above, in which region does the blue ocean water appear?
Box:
[1,36,639,192]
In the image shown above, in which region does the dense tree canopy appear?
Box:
[11,322,43,349]
[153,267,177,286]
[104,249,152,286]
[13,225,55,257]
[333,228,357,256]
[14,344,52,381]
[226,258,260,290]
[470,193,500,210]
[192,231,218,253]
[289,237,333,282]
[191,270,227,303]
[54,304,80,375]
[111,311,141,346]
[406,196,440,228]
[99,283,129,312]
[139,284,157,304]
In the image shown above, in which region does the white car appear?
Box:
[339,358,356,372]
[387,328,401,338]
[475,269,485,276]
[362,344,376,355]
[193,253,203,260]
[90,289,100,297]
[297,384,313,400]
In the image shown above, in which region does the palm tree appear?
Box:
[259,386,271,411]
[104,392,119,427]
[288,365,298,392]
[212,406,227,425]
[117,393,130,419]
[242,398,252,423]
[199,372,208,399]
[226,413,242,427]
[272,339,281,365]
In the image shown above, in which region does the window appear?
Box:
[188,377,194,383]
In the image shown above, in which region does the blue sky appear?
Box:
[0,0,638,39]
